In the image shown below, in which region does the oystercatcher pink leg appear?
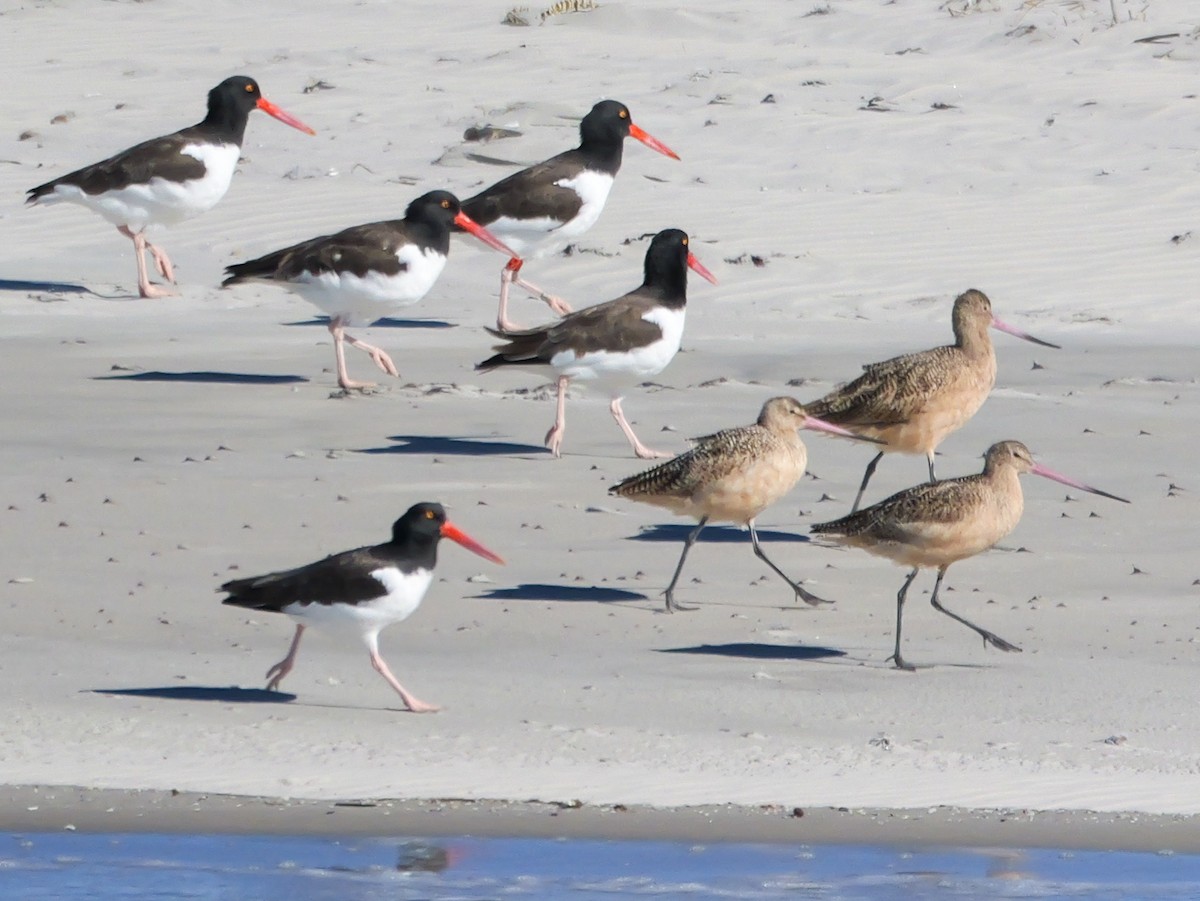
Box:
[545,374,570,457]
[368,636,439,713]
[497,260,572,332]
[145,237,175,283]
[611,397,670,459]
[265,623,305,690]
[327,317,398,391]
[119,226,177,298]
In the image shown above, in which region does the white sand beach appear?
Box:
[1,0,1198,843]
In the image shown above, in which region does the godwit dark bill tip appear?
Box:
[1029,462,1129,504]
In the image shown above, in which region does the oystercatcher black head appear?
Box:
[386,501,506,567]
[400,190,518,257]
[201,75,317,144]
[220,502,503,712]
[638,228,719,303]
[25,74,314,299]
[577,99,680,171]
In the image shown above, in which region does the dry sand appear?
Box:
[1,0,1198,846]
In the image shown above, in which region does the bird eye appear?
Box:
[441,200,450,209]
[619,109,628,119]
[682,237,688,246]
[244,84,254,93]
[425,510,435,519]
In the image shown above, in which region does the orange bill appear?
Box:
[454,211,520,259]
[686,252,718,285]
[441,521,506,565]
[629,122,680,160]
[256,97,317,135]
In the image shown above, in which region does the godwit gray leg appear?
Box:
[851,451,885,513]
[663,516,708,613]
[888,568,920,671]
[927,565,1022,655]
[748,521,831,607]
[266,623,306,690]
[927,452,937,483]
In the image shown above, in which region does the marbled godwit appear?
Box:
[460,100,679,331]
[805,290,1059,512]
[220,503,504,712]
[609,396,872,612]
[222,191,515,391]
[27,76,315,299]
[810,440,1128,670]
[476,228,716,459]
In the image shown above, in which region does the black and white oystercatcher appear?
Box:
[476,228,716,459]
[26,75,315,298]
[460,100,680,331]
[220,502,504,712]
[222,190,516,390]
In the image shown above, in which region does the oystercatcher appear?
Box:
[460,100,679,331]
[476,228,715,459]
[220,502,504,712]
[222,190,516,390]
[26,75,315,298]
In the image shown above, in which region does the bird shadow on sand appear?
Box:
[283,316,455,330]
[474,583,648,603]
[627,524,811,544]
[658,642,846,662]
[0,278,99,296]
[94,370,309,385]
[357,434,547,456]
[88,686,296,703]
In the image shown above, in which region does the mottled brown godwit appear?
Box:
[805,290,1059,512]
[609,396,874,612]
[810,440,1128,670]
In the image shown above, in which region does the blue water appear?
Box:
[1,834,1197,900]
